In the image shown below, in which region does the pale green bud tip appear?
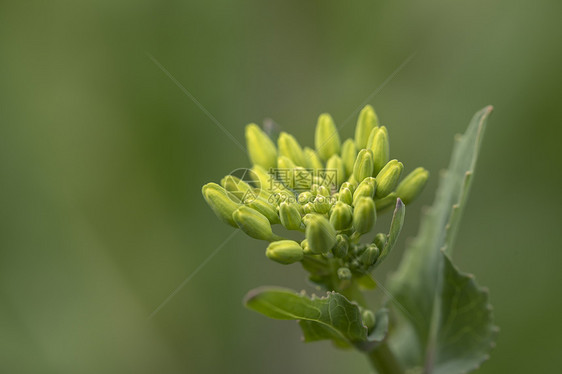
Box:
[362,309,376,330]
[303,147,324,170]
[352,177,376,206]
[373,233,387,249]
[353,197,377,235]
[279,202,303,231]
[266,240,304,265]
[337,267,352,280]
[315,113,341,161]
[278,132,306,167]
[368,126,390,175]
[232,206,278,241]
[245,123,278,170]
[355,105,377,149]
[329,201,353,230]
[375,160,404,198]
[353,149,374,183]
[304,213,337,254]
[341,139,357,178]
[396,167,429,204]
[202,183,240,227]
[326,154,346,187]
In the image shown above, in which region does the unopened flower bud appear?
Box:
[329,201,353,230]
[265,240,304,264]
[375,160,403,198]
[221,175,252,194]
[353,149,374,183]
[298,191,314,205]
[396,167,429,204]
[340,181,355,194]
[314,195,331,214]
[202,183,241,227]
[276,132,305,167]
[373,233,387,249]
[367,126,390,175]
[355,105,378,149]
[333,234,350,258]
[353,177,376,206]
[361,244,380,266]
[362,309,376,330]
[233,206,280,241]
[303,202,316,214]
[337,267,352,280]
[304,147,324,170]
[245,123,277,170]
[304,213,337,254]
[246,196,280,224]
[317,185,331,197]
[326,154,346,187]
[315,113,341,161]
[339,187,353,205]
[353,197,376,235]
[279,202,303,230]
[341,139,357,177]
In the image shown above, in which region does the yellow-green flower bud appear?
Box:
[278,132,306,167]
[333,234,350,258]
[298,191,314,205]
[341,139,357,177]
[326,154,346,187]
[367,126,390,175]
[374,192,398,212]
[279,202,303,230]
[362,309,376,330]
[352,177,376,206]
[246,196,280,224]
[330,201,353,230]
[340,181,355,194]
[396,167,429,204]
[314,195,331,214]
[353,149,374,183]
[300,238,311,254]
[265,240,304,264]
[304,213,337,254]
[375,159,404,198]
[303,202,316,214]
[245,123,277,170]
[317,185,331,198]
[353,197,376,235]
[220,175,256,202]
[373,233,387,249]
[355,105,378,149]
[361,244,380,266]
[303,147,324,170]
[337,267,352,280]
[339,187,353,205]
[232,206,280,241]
[315,113,341,161]
[202,183,241,227]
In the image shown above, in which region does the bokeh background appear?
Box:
[1,1,561,373]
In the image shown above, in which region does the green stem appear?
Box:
[367,342,404,374]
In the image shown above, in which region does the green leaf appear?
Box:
[244,287,388,350]
[388,107,497,373]
[373,198,405,269]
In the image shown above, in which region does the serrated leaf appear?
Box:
[388,107,497,373]
[244,287,389,351]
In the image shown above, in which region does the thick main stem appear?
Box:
[367,342,404,374]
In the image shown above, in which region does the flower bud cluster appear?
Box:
[202,106,428,271]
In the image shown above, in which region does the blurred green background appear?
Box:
[1,1,561,373]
